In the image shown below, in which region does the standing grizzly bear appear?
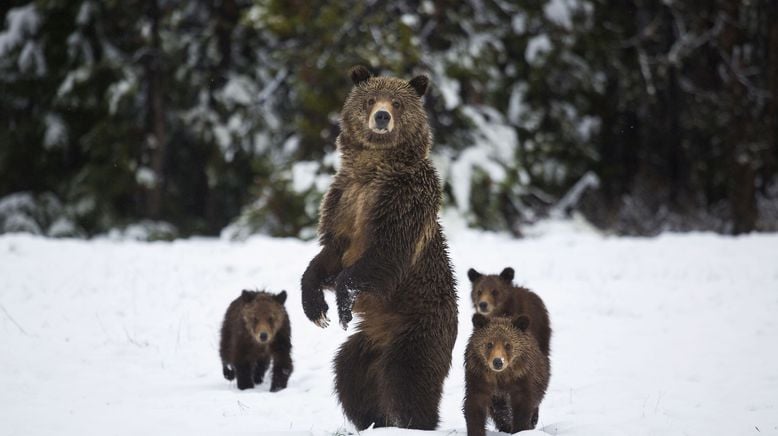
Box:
[219,289,292,392]
[301,65,457,430]
[468,267,551,355]
[464,314,550,436]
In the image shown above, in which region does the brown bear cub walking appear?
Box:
[468,267,552,355]
[219,290,292,392]
[301,66,457,430]
[464,314,550,436]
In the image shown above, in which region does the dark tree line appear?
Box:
[1,0,776,239]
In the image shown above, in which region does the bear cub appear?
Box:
[219,289,292,391]
[464,314,550,436]
[468,266,551,355]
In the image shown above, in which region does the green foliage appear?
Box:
[1,0,776,238]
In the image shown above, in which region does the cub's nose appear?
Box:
[478,302,489,312]
[492,358,504,370]
[259,332,269,343]
[374,110,391,129]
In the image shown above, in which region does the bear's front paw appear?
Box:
[335,277,358,330]
[302,285,330,328]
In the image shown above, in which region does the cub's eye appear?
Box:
[505,342,512,351]
[486,342,494,349]
[268,316,274,324]
[392,100,401,109]
[491,290,498,297]
[477,290,482,296]
[367,98,376,106]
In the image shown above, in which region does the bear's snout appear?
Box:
[491,357,504,371]
[374,110,391,129]
[258,332,269,343]
[368,100,395,133]
[478,301,490,313]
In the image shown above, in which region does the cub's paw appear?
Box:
[270,382,287,393]
[236,379,254,390]
[222,364,235,381]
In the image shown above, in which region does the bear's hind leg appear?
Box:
[334,332,386,430]
[380,339,446,430]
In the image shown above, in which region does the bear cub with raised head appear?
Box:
[219,290,292,391]
[464,314,550,436]
[468,267,551,355]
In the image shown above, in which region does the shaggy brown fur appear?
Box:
[219,290,292,391]
[464,315,550,436]
[468,267,552,355]
[301,65,457,430]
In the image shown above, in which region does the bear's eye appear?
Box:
[477,290,482,296]
[367,97,376,107]
[486,342,493,349]
[505,342,512,351]
[491,289,498,297]
[268,316,274,325]
[392,100,401,109]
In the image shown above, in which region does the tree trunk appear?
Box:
[719,0,757,234]
[766,0,778,196]
[145,0,167,219]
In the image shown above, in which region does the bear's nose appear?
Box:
[259,332,269,342]
[492,358,504,370]
[374,110,391,129]
[478,302,489,312]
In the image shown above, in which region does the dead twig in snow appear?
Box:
[0,304,30,336]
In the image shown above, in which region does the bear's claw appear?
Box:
[314,314,330,328]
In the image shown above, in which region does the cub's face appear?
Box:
[240,290,287,344]
[468,267,515,316]
[340,65,430,151]
[471,314,530,373]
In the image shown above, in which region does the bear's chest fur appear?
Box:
[332,177,378,268]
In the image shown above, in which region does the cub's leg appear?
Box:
[235,362,255,390]
[253,358,269,384]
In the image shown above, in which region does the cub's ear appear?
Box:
[349,65,372,86]
[241,290,255,302]
[467,268,483,282]
[499,267,515,282]
[513,314,530,332]
[275,290,287,305]
[472,313,490,330]
[408,74,429,97]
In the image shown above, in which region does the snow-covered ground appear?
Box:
[1,219,777,435]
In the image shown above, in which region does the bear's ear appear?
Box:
[467,268,482,282]
[499,267,515,282]
[349,65,372,86]
[513,314,530,332]
[275,290,287,305]
[408,74,429,97]
[241,290,255,302]
[472,313,490,330]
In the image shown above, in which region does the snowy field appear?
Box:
[1,219,777,436]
